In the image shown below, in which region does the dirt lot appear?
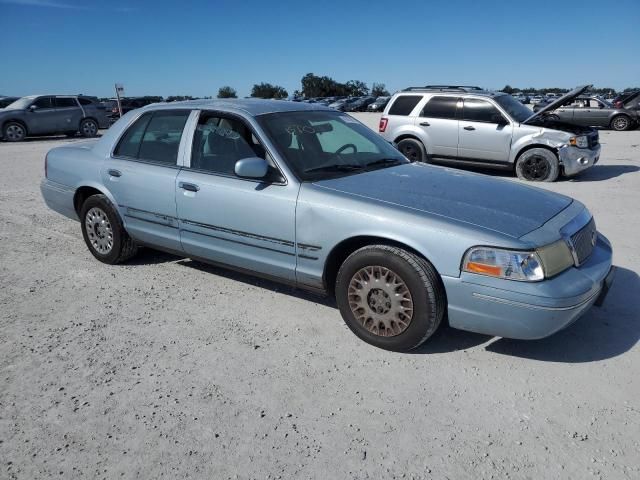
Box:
[1,119,639,479]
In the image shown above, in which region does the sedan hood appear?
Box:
[524,85,591,124]
[313,163,572,238]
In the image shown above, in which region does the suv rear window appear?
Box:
[78,97,94,105]
[420,96,458,119]
[55,97,78,108]
[388,95,421,116]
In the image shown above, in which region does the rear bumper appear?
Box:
[40,179,78,221]
[443,233,613,339]
[559,144,600,176]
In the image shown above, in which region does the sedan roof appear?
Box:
[142,98,333,116]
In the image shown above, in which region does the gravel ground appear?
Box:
[1,120,639,480]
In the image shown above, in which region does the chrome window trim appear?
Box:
[182,109,290,187]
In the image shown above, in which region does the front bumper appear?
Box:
[559,144,600,176]
[442,233,613,340]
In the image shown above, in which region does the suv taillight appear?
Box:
[379,117,388,132]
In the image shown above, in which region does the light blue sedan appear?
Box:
[41,99,614,351]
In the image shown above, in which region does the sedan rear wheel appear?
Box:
[3,122,26,142]
[611,115,631,131]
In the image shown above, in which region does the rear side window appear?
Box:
[78,97,94,106]
[388,95,422,116]
[462,99,505,123]
[55,97,78,108]
[421,96,458,119]
[114,110,189,165]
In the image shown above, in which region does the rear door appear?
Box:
[102,109,192,251]
[175,110,298,281]
[585,98,612,126]
[458,98,512,163]
[54,97,83,132]
[414,96,459,158]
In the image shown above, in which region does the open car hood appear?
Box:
[523,85,591,124]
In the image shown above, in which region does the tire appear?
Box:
[3,122,26,142]
[515,148,560,182]
[335,245,445,352]
[79,118,99,137]
[80,194,137,264]
[396,138,427,163]
[546,114,560,122]
[610,115,632,131]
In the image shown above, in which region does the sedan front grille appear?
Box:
[569,218,596,266]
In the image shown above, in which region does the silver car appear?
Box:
[379,85,601,182]
[41,99,614,351]
[0,95,110,142]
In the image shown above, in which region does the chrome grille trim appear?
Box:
[567,218,596,266]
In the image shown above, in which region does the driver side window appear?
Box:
[190,112,278,179]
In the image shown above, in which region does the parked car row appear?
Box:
[295,95,391,112]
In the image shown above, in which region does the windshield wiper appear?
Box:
[364,158,405,169]
[305,164,364,173]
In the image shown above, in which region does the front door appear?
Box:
[414,96,460,158]
[457,98,512,163]
[26,96,61,134]
[102,109,191,251]
[175,111,298,281]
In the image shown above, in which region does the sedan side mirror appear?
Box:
[235,157,269,179]
[28,105,38,111]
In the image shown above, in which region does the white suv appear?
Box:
[379,85,600,182]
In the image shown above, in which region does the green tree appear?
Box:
[251,82,288,99]
[501,85,515,94]
[346,80,369,96]
[217,86,237,98]
[371,82,390,97]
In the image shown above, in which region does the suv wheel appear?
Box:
[3,122,26,142]
[79,118,99,137]
[335,245,445,352]
[80,194,137,264]
[396,138,427,163]
[610,115,632,131]
[515,148,560,182]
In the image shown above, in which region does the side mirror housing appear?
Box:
[234,157,269,179]
[28,104,38,111]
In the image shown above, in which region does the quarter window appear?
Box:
[388,95,422,116]
[55,97,78,108]
[461,98,506,123]
[114,110,189,165]
[421,96,458,119]
[190,113,267,176]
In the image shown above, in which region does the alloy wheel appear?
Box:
[347,265,414,337]
[5,124,25,141]
[521,155,550,181]
[85,207,113,254]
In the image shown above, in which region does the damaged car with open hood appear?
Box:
[380,85,601,182]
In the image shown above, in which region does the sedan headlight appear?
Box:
[569,135,589,148]
[462,247,544,282]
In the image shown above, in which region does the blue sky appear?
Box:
[1,0,638,98]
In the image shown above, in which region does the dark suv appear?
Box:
[0,95,110,142]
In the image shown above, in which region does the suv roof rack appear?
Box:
[402,85,484,92]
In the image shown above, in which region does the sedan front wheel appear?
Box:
[335,245,445,351]
[3,122,26,142]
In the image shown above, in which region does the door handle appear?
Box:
[108,169,122,177]
[463,126,476,131]
[179,182,200,192]
[419,121,430,126]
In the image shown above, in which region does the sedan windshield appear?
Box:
[258,111,408,181]
[495,95,534,122]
